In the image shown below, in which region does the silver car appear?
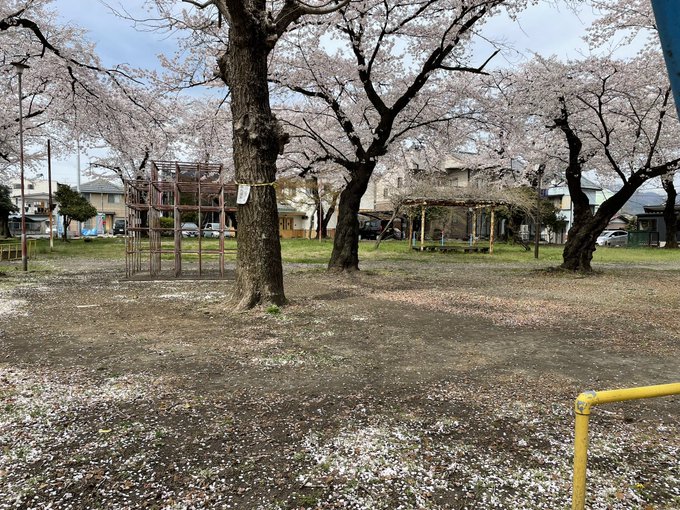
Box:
[180,222,199,237]
[596,230,628,247]
[202,223,221,238]
[202,223,235,238]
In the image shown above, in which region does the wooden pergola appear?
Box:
[402,197,509,254]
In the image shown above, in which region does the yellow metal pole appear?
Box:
[572,412,591,510]
[572,383,680,510]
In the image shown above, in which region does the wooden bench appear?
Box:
[412,245,489,254]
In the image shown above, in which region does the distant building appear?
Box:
[8,178,59,236]
[543,177,607,243]
[637,204,680,245]
[79,178,125,234]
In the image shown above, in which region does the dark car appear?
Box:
[358,218,381,240]
[113,219,127,235]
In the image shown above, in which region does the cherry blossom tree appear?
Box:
[146,0,348,309]
[507,53,680,271]
[1,0,165,182]
[273,0,522,271]
[76,85,180,184]
[589,0,679,249]
[177,96,234,171]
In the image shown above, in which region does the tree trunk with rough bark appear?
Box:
[220,8,286,309]
[328,164,373,271]
[562,184,638,271]
[662,174,678,249]
[561,214,608,272]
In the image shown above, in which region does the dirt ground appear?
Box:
[0,254,679,509]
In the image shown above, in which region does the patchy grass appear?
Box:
[3,236,678,272]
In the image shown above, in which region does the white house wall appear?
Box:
[360,180,377,211]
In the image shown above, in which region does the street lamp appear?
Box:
[12,61,30,271]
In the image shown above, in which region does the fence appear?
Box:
[0,240,37,261]
[628,230,659,247]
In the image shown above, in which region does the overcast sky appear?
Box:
[45,0,630,184]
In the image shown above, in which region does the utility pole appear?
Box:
[76,135,82,237]
[12,61,30,271]
[47,140,53,251]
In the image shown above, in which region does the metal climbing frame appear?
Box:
[124,161,237,278]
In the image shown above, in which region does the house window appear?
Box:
[13,183,21,189]
[397,177,402,189]
[82,193,90,201]
[383,188,389,198]
[108,194,122,204]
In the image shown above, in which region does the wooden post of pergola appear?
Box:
[489,206,496,255]
[420,205,426,251]
[472,208,478,246]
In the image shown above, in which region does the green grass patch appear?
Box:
[3,236,678,270]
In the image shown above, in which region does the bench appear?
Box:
[412,245,489,254]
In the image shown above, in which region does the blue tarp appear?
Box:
[652,0,680,119]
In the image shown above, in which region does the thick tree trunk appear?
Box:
[560,216,607,272]
[328,165,373,271]
[557,104,608,272]
[561,184,637,271]
[662,175,678,249]
[220,8,286,309]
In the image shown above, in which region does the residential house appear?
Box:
[278,204,314,239]
[8,178,60,236]
[79,178,125,234]
[276,177,338,238]
[636,204,679,246]
[544,177,606,243]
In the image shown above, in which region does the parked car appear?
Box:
[113,219,126,236]
[596,230,628,247]
[202,223,220,238]
[181,222,199,237]
[202,223,235,238]
[358,218,381,240]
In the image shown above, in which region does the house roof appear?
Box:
[79,178,124,194]
[642,204,680,213]
[580,176,602,190]
[277,204,305,216]
[547,177,603,195]
[23,192,51,200]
